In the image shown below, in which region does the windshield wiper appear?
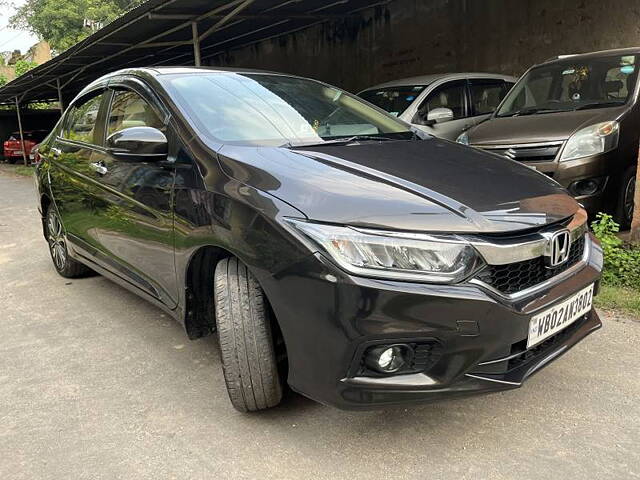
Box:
[291,135,400,147]
[499,107,567,118]
[574,101,625,111]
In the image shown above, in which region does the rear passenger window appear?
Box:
[64,92,106,144]
[107,90,163,136]
[469,80,509,116]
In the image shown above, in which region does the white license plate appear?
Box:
[527,284,594,348]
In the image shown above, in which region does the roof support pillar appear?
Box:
[14,97,28,166]
[56,78,64,112]
[192,22,201,67]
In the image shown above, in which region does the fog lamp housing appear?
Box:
[569,177,607,197]
[365,344,413,374]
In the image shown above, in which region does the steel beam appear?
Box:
[14,97,28,166]
[192,22,201,66]
[199,0,255,42]
[56,78,64,112]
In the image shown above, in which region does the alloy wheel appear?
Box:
[47,211,67,271]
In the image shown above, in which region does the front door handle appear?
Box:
[90,161,108,175]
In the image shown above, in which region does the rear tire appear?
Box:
[45,206,91,278]
[615,165,636,230]
[214,257,283,412]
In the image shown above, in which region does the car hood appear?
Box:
[217,139,579,234]
[467,105,628,145]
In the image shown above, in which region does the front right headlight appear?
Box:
[560,121,619,162]
[286,219,484,283]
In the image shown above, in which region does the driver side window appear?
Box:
[107,90,163,136]
[417,81,466,123]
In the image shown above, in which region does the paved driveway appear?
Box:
[1,169,639,479]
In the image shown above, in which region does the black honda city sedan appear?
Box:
[35,67,602,411]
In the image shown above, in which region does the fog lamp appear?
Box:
[570,177,604,196]
[365,345,412,374]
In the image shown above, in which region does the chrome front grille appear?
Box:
[474,235,586,295]
[467,212,590,297]
[474,141,564,163]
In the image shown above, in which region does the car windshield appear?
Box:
[496,54,639,117]
[358,85,427,116]
[160,72,414,146]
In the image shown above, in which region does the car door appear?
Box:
[468,78,513,127]
[48,88,111,258]
[410,80,472,140]
[88,81,178,308]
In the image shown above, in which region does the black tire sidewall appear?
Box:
[214,257,283,412]
[616,166,636,229]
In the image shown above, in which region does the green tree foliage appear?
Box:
[14,59,38,77]
[591,213,640,289]
[10,0,145,53]
[0,75,7,87]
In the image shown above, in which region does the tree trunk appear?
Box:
[630,155,640,243]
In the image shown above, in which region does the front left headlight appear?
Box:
[286,219,484,283]
[560,121,619,162]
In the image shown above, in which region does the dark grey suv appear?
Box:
[35,67,602,411]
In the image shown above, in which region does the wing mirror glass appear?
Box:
[106,126,168,161]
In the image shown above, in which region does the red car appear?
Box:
[3,130,47,164]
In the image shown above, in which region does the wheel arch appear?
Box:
[182,244,289,371]
[40,193,52,237]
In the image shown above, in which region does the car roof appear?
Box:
[76,66,315,100]
[97,66,283,81]
[540,47,640,66]
[362,72,518,91]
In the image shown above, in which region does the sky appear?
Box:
[0,0,39,54]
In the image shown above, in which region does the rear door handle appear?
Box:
[90,161,108,175]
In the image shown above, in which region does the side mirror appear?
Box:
[425,107,454,126]
[106,126,167,161]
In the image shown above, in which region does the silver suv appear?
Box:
[359,73,516,141]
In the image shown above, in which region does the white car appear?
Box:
[359,73,517,141]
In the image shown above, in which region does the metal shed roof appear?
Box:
[0,0,386,105]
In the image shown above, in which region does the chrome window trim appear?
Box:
[469,233,591,300]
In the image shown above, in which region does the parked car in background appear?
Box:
[2,130,48,164]
[458,48,640,228]
[35,67,601,412]
[358,73,516,140]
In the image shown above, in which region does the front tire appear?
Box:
[615,165,636,229]
[45,206,91,278]
[214,257,283,412]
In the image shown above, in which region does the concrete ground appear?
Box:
[1,167,639,480]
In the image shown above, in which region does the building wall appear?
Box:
[206,0,640,91]
[0,42,51,84]
[24,41,52,65]
[0,66,15,82]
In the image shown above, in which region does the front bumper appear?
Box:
[520,149,620,217]
[260,233,603,410]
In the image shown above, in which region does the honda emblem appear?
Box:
[545,230,571,268]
